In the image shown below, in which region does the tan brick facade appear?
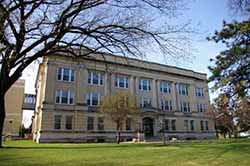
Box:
[4,79,24,137]
[33,53,216,143]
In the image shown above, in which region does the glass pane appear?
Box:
[57,68,62,80]
[56,91,60,103]
[100,74,103,85]
[66,116,73,130]
[93,72,99,84]
[88,72,91,84]
[69,92,74,104]
[71,69,75,82]
[92,93,99,106]
[87,117,94,130]
[61,90,68,104]
[63,68,70,81]
[54,115,61,129]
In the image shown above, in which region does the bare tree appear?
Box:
[0,0,191,147]
[100,92,139,144]
[228,0,250,15]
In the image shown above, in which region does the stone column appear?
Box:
[110,73,114,94]
[172,82,178,111]
[104,72,109,96]
[81,69,88,104]
[152,79,158,108]
[135,77,139,95]
[156,80,160,109]
[189,85,196,112]
[129,76,135,95]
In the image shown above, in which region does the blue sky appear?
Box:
[21,0,238,99]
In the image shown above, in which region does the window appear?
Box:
[88,71,104,85]
[200,120,204,131]
[184,120,189,131]
[57,67,75,82]
[24,94,36,104]
[205,121,209,131]
[140,97,152,108]
[87,117,94,130]
[164,119,169,131]
[65,115,73,130]
[171,119,176,131]
[98,117,104,130]
[180,101,190,112]
[139,79,151,91]
[190,120,194,131]
[115,76,129,88]
[87,93,101,106]
[197,103,206,112]
[196,88,204,97]
[160,82,171,93]
[55,90,74,105]
[179,84,189,96]
[54,115,61,130]
[161,100,173,111]
[126,118,132,130]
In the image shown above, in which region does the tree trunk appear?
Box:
[116,124,121,144]
[0,93,6,148]
[117,130,121,144]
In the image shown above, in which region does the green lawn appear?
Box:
[1,139,250,166]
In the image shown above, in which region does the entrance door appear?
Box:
[143,117,154,137]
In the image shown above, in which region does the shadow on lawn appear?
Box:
[3,139,250,151]
[2,143,157,150]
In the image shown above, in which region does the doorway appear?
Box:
[143,117,154,138]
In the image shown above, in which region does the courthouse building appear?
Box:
[32,52,216,143]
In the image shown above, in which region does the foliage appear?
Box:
[208,0,250,138]
[208,20,250,98]
[228,0,250,16]
[1,139,250,166]
[99,92,139,144]
[210,93,250,138]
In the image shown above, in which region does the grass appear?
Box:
[1,139,250,166]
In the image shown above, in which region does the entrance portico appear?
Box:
[140,108,162,139]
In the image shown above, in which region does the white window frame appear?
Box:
[115,76,129,88]
[184,119,189,131]
[55,90,74,105]
[87,93,101,106]
[180,101,190,112]
[179,84,189,96]
[190,120,195,131]
[54,115,62,130]
[140,97,152,108]
[160,82,171,93]
[197,103,206,112]
[88,71,104,86]
[196,88,204,97]
[161,100,173,111]
[139,79,151,91]
[57,67,75,82]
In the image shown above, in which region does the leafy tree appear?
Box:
[99,92,139,144]
[228,0,250,15]
[211,93,250,138]
[208,20,250,98]
[235,98,250,132]
[212,93,235,138]
[0,0,191,147]
[208,0,250,138]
